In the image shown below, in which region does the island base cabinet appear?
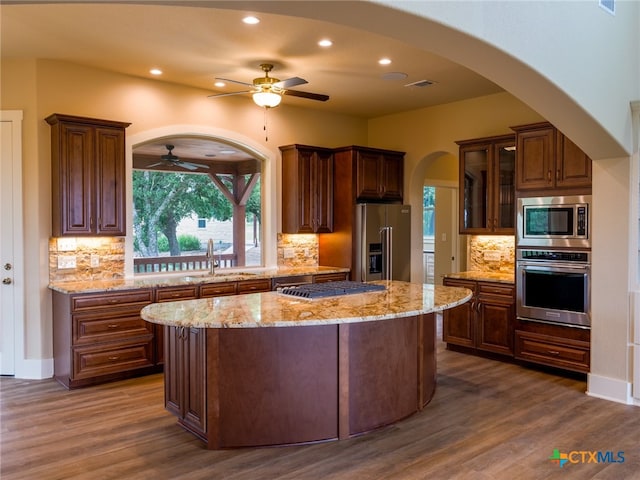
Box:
[162,314,436,449]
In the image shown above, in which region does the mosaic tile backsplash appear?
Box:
[467,235,515,272]
[276,233,319,267]
[49,237,125,283]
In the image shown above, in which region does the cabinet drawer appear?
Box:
[313,272,349,283]
[72,337,154,379]
[156,286,199,302]
[442,278,476,293]
[478,283,514,297]
[72,289,153,311]
[237,279,272,294]
[200,282,237,298]
[514,330,590,373]
[73,311,153,345]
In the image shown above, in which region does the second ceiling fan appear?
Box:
[209,63,329,108]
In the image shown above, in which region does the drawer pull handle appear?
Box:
[547,350,560,356]
[109,299,119,304]
[107,324,119,329]
[108,356,120,361]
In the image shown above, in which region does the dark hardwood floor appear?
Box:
[2,317,639,480]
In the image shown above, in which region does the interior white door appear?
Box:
[0,111,23,376]
[434,187,459,285]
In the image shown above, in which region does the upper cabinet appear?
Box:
[46,114,130,237]
[457,134,516,235]
[335,146,404,203]
[512,122,592,193]
[279,144,334,234]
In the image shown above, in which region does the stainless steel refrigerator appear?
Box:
[354,204,411,282]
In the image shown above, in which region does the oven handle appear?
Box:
[517,262,590,273]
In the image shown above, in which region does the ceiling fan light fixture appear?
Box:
[253,91,282,108]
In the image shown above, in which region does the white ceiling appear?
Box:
[1,1,504,166]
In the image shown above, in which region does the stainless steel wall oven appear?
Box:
[516,249,590,328]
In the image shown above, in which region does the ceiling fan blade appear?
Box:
[180,161,210,170]
[208,90,253,98]
[274,77,308,89]
[215,77,254,87]
[283,89,330,102]
[146,162,165,168]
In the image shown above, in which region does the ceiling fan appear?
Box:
[209,63,329,108]
[147,145,210,171]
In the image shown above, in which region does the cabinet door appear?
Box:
[311,149,334,233]
[58,123,95,235]
[95,126,126,235]
[442,278,475,347]
[459,143,490,233]
[476,283,514,355]
[182,327,207,435]
[380,153,404,202]
[164,326,183,417]
[515,126,555,190]
[556,132,592,188]
[492,140,516,233]
[355,150,383,201]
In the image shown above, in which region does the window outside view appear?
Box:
[423,186,435,284]
[132,170,261,273]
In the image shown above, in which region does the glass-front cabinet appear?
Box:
[457,134,515,235]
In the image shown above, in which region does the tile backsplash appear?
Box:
[49,237,125,283]
[468,235,515,272]
[277,233,319,267]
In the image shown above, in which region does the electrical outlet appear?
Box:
[90,254,100,268]
[57,238,77,252]
[283,248,295,259]
[483,251,501,262]
[57,255,77,269]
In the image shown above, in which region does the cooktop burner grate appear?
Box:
[278,281,386,299]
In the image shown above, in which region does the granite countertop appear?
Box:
[49,265,350,294]
[443,270,515,284]
[140,280,473,328]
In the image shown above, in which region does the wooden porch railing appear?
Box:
[134,254,238,274]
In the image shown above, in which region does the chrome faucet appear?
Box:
[206,238,215,275]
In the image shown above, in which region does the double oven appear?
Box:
[516,195,591,329]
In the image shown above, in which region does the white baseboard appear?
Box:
[587,373,634,405]
[14,357,54,380]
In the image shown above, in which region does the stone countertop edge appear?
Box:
[443,270,515,284]
[48,266,351,294]
[140,281,473,329]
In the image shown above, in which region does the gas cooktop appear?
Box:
[278,281,386,299]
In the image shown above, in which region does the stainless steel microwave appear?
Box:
[516,195,591,248]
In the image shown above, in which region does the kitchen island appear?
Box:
[141,280,471,449]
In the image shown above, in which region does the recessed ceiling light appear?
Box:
[205,154,217,158]
[242,16,260,25]
[318,39,333,47]
[150,68,163,75]
[381,72,408,81]
[214,81,225,88]
[219,149,236,155]
[378,58,392,65]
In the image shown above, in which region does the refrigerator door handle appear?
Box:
[380,226,392,281]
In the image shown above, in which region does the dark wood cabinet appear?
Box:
[514,319,590,373]
[52,288,156,389]
[442,278,514,356]
[279,144,334,233]
[457,134,515,234]
[165,326,208,439]
[154,285,199,366]
[334,145,404,203]
[46,114,130,236]
[313,272,349,283]
[512,122,591,193]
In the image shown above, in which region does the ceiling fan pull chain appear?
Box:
[263,107,269,142]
